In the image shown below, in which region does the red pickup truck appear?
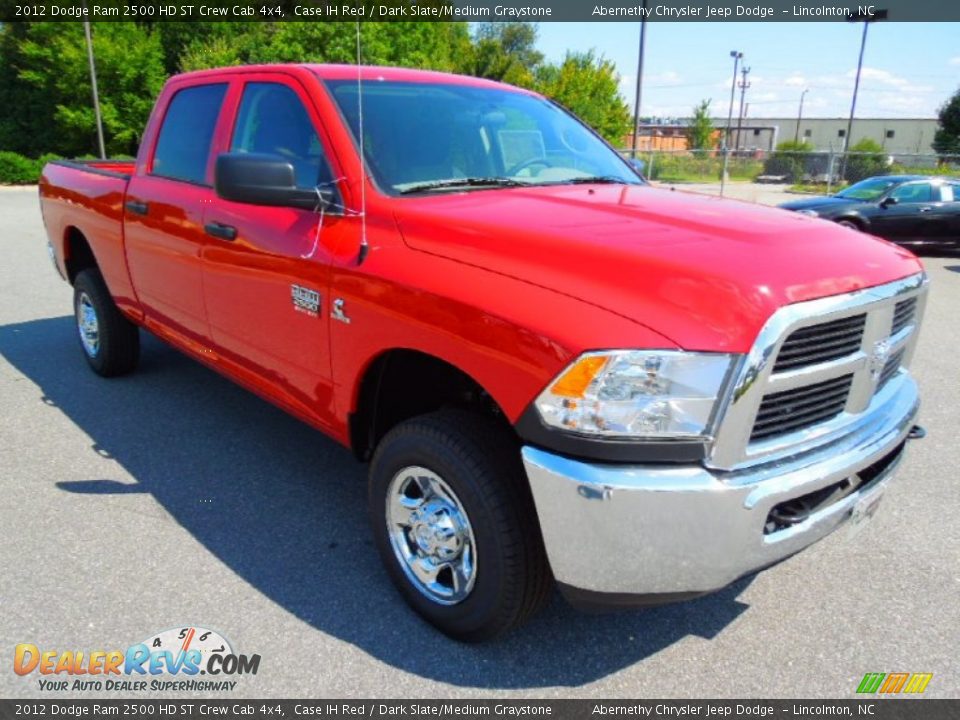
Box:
[40,64,927,641]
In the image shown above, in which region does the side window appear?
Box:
[152,83,227,184]
[889,183,932,203]
[231,82,332,189]
[938,183,957,203]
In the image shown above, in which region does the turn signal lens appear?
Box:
[535,351,734,439]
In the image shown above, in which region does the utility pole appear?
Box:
[735,65,751,152]
[841,8,888,179]
[630,2,649,159]
[81,14,106,159]
[794,89,809,144]
[721,50,742,197]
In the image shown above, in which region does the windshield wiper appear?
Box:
[399,177,528,194]
[542,175,636,186]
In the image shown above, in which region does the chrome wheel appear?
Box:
[386,466,477,605]
[76,291,100,358]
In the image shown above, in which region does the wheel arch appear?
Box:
[348,348,515,462]
[62,226,99,284]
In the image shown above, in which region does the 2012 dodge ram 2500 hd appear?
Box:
[40,64,927,641]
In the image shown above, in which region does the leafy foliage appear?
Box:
[761,140,813,182]
[0,23,166,157]
[844,138,888,182]
[534,51,630,144]
[933,86,960,157]
[0,21,630,158]
[687,100,715,151]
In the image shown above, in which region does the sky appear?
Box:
[536,22,959,120]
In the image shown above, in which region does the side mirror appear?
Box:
[628,158,646,176]
[880,196,898,208]
[214,153,334,211]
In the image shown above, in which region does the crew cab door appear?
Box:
[200,76,348,430]
[870,181,934,243]
[124,82,229,341]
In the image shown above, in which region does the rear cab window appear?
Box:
[151,83,228,185]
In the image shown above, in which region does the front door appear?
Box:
[200,77,349,430]
[870,181,934,244]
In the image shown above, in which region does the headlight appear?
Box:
[797,209,819,217]
[534,351,734,439]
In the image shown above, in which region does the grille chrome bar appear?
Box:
[708,273,928,471]
[750,374,853,442]
[773,314,866,372]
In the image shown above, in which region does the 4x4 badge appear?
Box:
[332,298,351,325]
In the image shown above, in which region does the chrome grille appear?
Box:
[750,375,853,442]
[772,314,866,372]
[708,273,928,471]
[892,297,917,335]
[877,348,905,390]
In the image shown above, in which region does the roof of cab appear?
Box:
[171,63,537,95]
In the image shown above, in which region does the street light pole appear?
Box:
[630,4,649,159]
[794,89,808,144]
[841,9,887,179]
[81,15,106,159]
[720,50,742,197]
[735,65,751,151]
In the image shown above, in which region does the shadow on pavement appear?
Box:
[0,316,751,689]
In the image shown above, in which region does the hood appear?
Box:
[393,184,922,353]
[779,195,862,212]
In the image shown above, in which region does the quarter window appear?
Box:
[152,83,227,184]
[231,83,332,189]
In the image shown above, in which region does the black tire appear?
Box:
[369,409,552,642]
[73,268,140,377]
[837,218,862,231]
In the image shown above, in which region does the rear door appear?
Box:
[200,73,349,431]
[124,82,229,342]
[928,181,960,246]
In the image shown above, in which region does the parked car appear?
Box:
[39,64,928,641]
[779,175,960,250]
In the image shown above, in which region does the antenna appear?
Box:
[355,20,369,265]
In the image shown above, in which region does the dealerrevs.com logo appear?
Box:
[13,626,261,693]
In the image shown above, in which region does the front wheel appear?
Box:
[836,219,861,231]
[73,269,140,377]
[369,410,552,642]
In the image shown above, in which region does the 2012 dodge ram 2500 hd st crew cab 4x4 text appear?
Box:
[40,64,927,642]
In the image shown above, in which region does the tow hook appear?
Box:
[908,425,926,440]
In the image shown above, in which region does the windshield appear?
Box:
[324,79,642,195]
[836,177,901,201]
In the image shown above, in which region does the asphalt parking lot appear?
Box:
[1,185,957,699]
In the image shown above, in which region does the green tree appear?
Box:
[762,139,813,182]
[845,137,888,182]
[534,51,630,145]
[469,22,543,87]
[0,22,165,157]
[687,100,714,150]
[933,87,960,157]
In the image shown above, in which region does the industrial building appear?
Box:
[627,118,939,155]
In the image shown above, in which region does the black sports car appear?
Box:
[779,175,960,250]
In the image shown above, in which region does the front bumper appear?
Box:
[522,376,919,607]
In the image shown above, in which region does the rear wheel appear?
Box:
[73,269,140,377]
[369,409,552,641]
[836,218,861,231]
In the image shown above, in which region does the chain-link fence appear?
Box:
[620,149,960,193]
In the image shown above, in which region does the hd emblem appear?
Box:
[291,284,321,317]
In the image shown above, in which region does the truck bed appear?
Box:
[39,158,135,306]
